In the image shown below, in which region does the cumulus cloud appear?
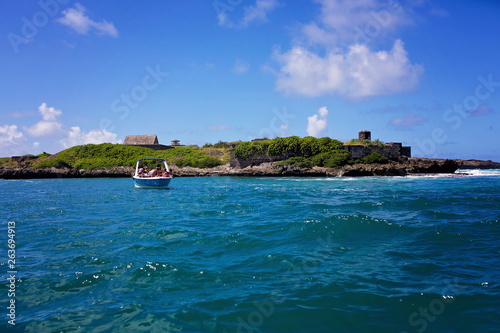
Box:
[24,121,63,138]
[60,127,120,148]
[218,0,279,28]
[275,39,423,98]
[57,3,118,37]
[389,113,426,127]
[0,125,26,156]
[24,103,63,138]
[272,0,423,99]
[307,106,329,137]
[301,0,412,46]
[38,102,62,121]
[2,103,122,155]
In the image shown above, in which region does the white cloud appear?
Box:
[275,39,423,98]
[0,125,27,157]
[60,127,121,149]
[24,103,64,138]
[218,0,279,28]
[57,3,118,37]
[272,0,424,99]
[24,121,63,138]
[2,103,122,155]
[307,106,329,137]
[38,103,62,121]
[302,0,412,47]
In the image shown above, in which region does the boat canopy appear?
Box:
[137,158,167,162]
[134,158,170,177]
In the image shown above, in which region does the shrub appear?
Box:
[299,136,321,157]
[267,136,300,156]
[345,138,385,148]
[233,140,269,160]
[37,152,52,158]
[213,141,230,149]
[314,137,344,153]
[276,156,313,168]
[312,150,351,168]
[360,152,390,164]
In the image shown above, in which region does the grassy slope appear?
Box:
[0,144,229,170]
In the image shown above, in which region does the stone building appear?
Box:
[358,130,371,141]
[344,131,411,160]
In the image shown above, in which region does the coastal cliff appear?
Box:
[0,158,486,179]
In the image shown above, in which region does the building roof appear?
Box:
[123,135,159,145]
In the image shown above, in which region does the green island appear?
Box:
[0,136,391,170]
[2,134,498,179]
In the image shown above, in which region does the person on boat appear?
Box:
[143,165,151,177]
[138,164,149,177]
[151,164,164,177]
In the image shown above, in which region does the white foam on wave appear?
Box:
[455,169,500,177]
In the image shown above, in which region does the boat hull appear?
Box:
[133,177,172,188]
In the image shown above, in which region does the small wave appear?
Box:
[406,173,464,179]
[455,169,500,177]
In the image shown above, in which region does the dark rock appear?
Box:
[0,166,134,179]
[453,159,500,169]
[0,158,471,179]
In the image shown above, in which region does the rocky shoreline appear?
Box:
[1,158,498,180]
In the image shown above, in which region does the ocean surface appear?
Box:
[1,171,500,332]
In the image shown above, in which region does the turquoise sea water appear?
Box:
[1,171,500,332]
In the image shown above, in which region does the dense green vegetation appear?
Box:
[1,136,392,170]
[203,140,241,149]
[235,136,394,168]
[358,152,390,164]
[235,136,353,168]
[276,156,313,168]
[34,143,227,169]
[344,138,385,148]
[234,136,345,160]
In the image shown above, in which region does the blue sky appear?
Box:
[1,0,499,160]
